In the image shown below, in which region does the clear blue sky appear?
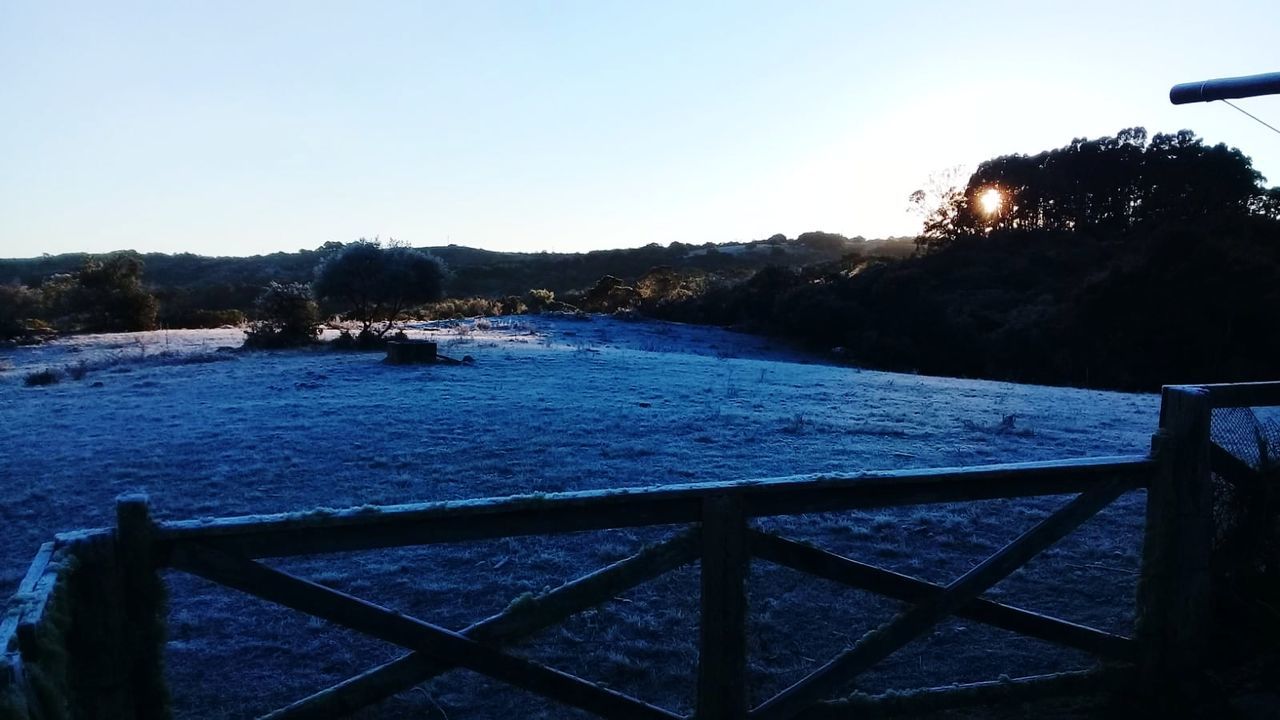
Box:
[2,1,1278,258]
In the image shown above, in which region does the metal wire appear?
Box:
[1211,407,1280,470]
[1221,99,1280,137]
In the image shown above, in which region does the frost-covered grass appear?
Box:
[0,316,1160,718]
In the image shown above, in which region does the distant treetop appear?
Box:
[914,128,1278,251]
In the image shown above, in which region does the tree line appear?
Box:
[0,233,901,342]
[654,128,1280,390]
[914,127,1280,250]
[5,126,1277,391]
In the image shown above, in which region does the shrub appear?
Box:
[243,282,321,349]
[635,266,706,311]
[412,297,509,320]
[24,368,60,386]
[0,283,39,341]
[331,329,357,350]
[178,309,246,329]
[579,275,640,313]
[498,295,527,315]
[525,289,556,313]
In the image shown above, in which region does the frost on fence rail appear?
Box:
[150,455,1155,560]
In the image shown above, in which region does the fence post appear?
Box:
[116,493,170,719]
[1137,386,1213,704]
[696,494,748,720]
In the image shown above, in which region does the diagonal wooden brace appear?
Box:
[751,477,1131,720]
[748,530,1135,661]
[170,543,682,720]
[258,529,700,719]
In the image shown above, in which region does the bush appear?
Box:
[24,368,59,386]
[329,328,391,351]
[525,289,556,313]
[498,295,527,315]
[635,266,706,311]
[243,282,321,349]
[173,309,246,329]
[0,283,39,341]
[412,297,512,320]
[579,275,640,313]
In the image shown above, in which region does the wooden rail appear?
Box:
[152,456,1154,559]
[1194,380,1280,409]
[6,380,1278,719]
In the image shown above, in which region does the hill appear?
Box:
[0,233,914,326]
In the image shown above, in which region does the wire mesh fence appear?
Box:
[1208,406,1280,648]
[1212,407,1280,471]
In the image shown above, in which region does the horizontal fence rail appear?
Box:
[152,455,1155,560]
[10,379,1279,720]
[1194,380,1280,409]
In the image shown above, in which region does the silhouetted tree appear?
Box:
[914,128,1268,250]
[795,231,852,254]
[1253,187,1280,220]
[312,239,446,336]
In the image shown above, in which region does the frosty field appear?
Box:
[0,316,1161,718]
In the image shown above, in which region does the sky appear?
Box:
[2,1,1278,259]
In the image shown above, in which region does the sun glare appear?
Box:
[978,187,1003,216]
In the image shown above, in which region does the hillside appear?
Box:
[0,234,916,324]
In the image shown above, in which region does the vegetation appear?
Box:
[23,368,60,387]
[312,239,446,337]
[915,128,1274,250]
[656,215,1280,391]
[0,283,39,341]
[2,126,1276,393]
[243,282,321,349]
[64,255,160,332]
[656,128,1280,391]
[0,235,906,331]
[0,254,159,341]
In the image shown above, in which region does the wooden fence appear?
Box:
[3,381,1278,719]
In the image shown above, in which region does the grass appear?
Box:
[0,317,1162,719]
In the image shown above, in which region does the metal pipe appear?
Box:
[1170,71,1280,105]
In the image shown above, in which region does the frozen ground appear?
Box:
[0,315,1160,718]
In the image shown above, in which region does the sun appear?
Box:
[977,187,1004,216]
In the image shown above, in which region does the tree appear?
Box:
[312,239,446,336]
[1252,187,1280,220]
[795,231,851,254]
[912,128,1269,251]
[909,166,969,252]
[56,254,159,332]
